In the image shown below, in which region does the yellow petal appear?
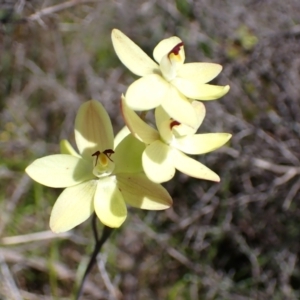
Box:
[50,180,96,233]
[111,29,159,76]
[25,155,93,188]
[117,173,172,210]
[177,63,223,83]
[94,176,127,228]
[60,139,81,158]
[172,133,232,155]
[161,85,198,128]
[75,100,114,160]
[114,126,130,149]
[121,95,160,144]
[154,105,169,125]
[156,101,206,138]
[172,78,230,100]
[142,140,175,183]
[171,148,220,182]
[153,36,184,64]
[172,101,206,136]
[192,100,206,125]
[125,74,168,110]
[155,106,173,144]
[113,133,145,174]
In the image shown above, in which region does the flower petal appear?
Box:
[117,173,172,210]
[172,133,232,155]
[75,100,114,160]
[155,106,173,144]
[50,180,97,233]
[25,155,93,188]
[121,95,160,144]
[94,176,127,228]
[113,133,145,174]
[111,29,159,77]
[171,148,220,182]
[142,140,175,183]
[60,139,81,158]
[172,79,230,100]
[153,36,184,64]
[177,63,223,83]
[114,126,130,149]
[125,74,168,110]
[172,101,206,136]
[161,85,198,128]
[155,104,170,128]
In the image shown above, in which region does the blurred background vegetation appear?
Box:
[1,0,300,299]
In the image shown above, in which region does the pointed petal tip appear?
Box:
[225,133,232,142]
[111,29,158,77]
[60,139,80,157]
[111,28,123,40]
[171,149,222,182]
[211,174,221,182]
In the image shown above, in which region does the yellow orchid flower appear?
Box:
[112,29,230,128]
[26,100,172,232]
[121,96,231,183]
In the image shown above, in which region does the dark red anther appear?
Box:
[92,150,100,166]
[92,149,114,165]
[170,120,181,129]
[103,149,115,161]
[169,42,184,56]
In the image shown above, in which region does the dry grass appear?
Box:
[1,0,300,299]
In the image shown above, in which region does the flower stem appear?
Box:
[91,212,99,242]
[75,218,114,300]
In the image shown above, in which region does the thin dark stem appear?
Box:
[75,225,114,300]
[91,212,99,242]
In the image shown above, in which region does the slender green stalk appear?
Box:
[75,215,114,300]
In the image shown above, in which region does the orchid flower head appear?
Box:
[112,29,230,128]
[26,100,172,232]
[121,95,231,183]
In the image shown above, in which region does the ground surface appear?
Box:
[1,1,300,299]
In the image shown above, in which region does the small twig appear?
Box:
[1,230,71,245]
[282,178,300,210]
[76,225,114,300]
[0,251,22,300]
[274,168,299,186]
[171,184,220,232]
[26,0,97,22]
[253,158,300,186]
[134,216,203,274]
[257,129,300,165]
[97,254,120,300]
[0,248,103,297]
[252,158,300,175]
